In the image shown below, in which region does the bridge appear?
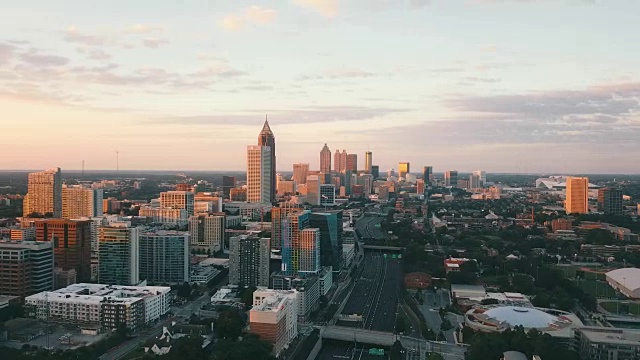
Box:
[362,245,403,251]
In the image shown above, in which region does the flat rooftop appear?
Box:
[578,327,640,346]
[25,283,170,305]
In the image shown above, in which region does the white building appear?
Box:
[606,268,640,299]
[319,267,333,296]
[247,145,273,204]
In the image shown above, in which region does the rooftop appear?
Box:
[606,268,640,292]
[25,283,170,305]
[577,326,640,346]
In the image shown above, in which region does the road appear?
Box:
[355,215,387,242]
[420,289,456,343]
[400,337,466,360]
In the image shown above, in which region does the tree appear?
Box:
[216,309,245,340]
[395,316,407,333]
[389,340,403,360]
[241,286,257,309]
[511,274,535,295]
[177,282,192,298]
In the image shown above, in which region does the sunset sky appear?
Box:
[1,0,639,173]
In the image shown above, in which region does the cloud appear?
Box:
[126,24,164,34]
[19,50,69,67]
[142,37,170,48]
[64,26,113,46]
[221,6,277,31]
[77,47,112,60]
[293,0,339,18]
[0,43,17,64]
[298,68,375,80]
[152,105,410,126]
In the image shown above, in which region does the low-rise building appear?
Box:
[575,327,640,360]
[318,267,333,297]
[250,289,298,357]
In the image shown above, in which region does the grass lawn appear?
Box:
[600,301,640,316]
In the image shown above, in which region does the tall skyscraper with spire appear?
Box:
[257,117,276,202]
[320,144,331,173]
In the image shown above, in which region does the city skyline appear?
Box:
[2,1,640,173]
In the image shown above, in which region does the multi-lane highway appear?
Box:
[337,252,402,333]
[355,215,388,241]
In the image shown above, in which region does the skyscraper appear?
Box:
[247,145,273,203]
[299,228,321,274]
[292,163,309,188]
[229,235,270,287]
[320,143,331,173]
[282,209,310,275]
[139,230,189,284]
[36,219,92,283]
[371,165,380,179]
[98,225,140,286]
[271,202,302,251]
[598,188,623,215]
[62,186,103,219]
[23,168,62,217]
[320,184,336,206]
[306,175,320,206]
[398,162,410,179]
[310,211,343,270]
[565,177,589,214]
[469,173,482,189]
[0,240,53,298]
[189,213,225,254]
[334,150,347,173]
[346,154,358,173]
[364,151,373,174]
[258,119,276,202]
[474,170,487,184]
[160,191,195,217]
[444,170,458,187]
[222,176,236,198]
[423,166,433,182]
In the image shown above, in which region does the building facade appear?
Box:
[598,188,623,216]
[320,143,331,173]
[565,177,589,214]
[346,154,358,173]
[257,119,277,202]
[299,228,321,274]
[306,175,320,206]
[445,170,458,187]
[398,162,410,179]
[282,210,310,276]
[222,176,236,198]
[229,235,270,287]
[364,151,372,174]
[23,168,62,217]
[310,211,343,271]
[423,166,433,183]
[292,163,309,188]
[159,191,194,217]
[98,225,140,285]
[36,219,92,283]
[575,327,640,360]
[247,145,273,204]
[62,186,103,219]
[139,231,189,284]
[0,241,53,298]
[189,213,225,254]
[319,184,336,206]
[334,150,347,174]
[250,289,298,357]
[271,203,302,251]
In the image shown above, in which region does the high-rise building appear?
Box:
[258,119,276,202]
[292,163,309,188]
[334,150,347,174]
[0,240,53,298]
[159,191,194,217]
[306,175,320,206]
[36,219,92,283]
[98,225,140,285]
[469,173,482,189]
[222,176,236,198]
[250,289,298,357]
[398,162,410,179]
[247,145,273,204]
[371,165,380,179]
[189,213,225,254]
[23,168,62,217]
[230,188,247,201]
[417,179,425,194]
[598,188,623,216]
[346,154,358,173]
[565,177,589,214]
[62,186,103,218]
[229,235,270,287]
[299,228,320,274]
[271,202,302,251]
[320,184,336,206]
[320,143,331,173]
[277,180,295,196]
[364,151,373,174]
[282,210,310,275]
[139,230,189,284]
[423,166,433,182]
[444,170,458,187]
[473,170,487,184]
[309,211,343,270]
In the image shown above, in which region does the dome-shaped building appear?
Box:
[464,306,580,338]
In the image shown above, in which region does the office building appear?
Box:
[398,162,410,179]
[277,180,295,196]
[139,230,189,284]
[292,163,309,188]
[469,173,482,189]
[320,143,331,173]
[189,213,225,254]
[445,170,458,187]
[139,207,188,226]
[417,179,425,194]
[159,191,194,217]
[457,179,470,189]
[0,240,53,298]
[310,211,343,270]
[306,175,320,206]
[230,188,247,201]
[25,283,170,332]
[299,228,320,274]
[23,168,62,217]
[371,165,380,179]
[98,225,140,285]
[62,186,103,218]
[103,197,121,214]
[346,154,358,172]
[364,151,372,174]
[222,176,236,198]
[282,210,310,276]
[250,289,298,357]
[36,219,91,283]
[229,235,270,287]
[575,327,640,360]
[423,166,433,183]
[320,184,336,206]
[334,150,347,174]
[258,119,277,202]
[247,145,273,204]
[10,227,36,241]
[598,188,624,215]
[270,275,320,322]
[565,177,589,214]
[271,202,302,251]
[474,170,487,184]
[356,174,374,195]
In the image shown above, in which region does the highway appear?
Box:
[355,215,387,241]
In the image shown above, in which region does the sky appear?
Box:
[1,0,639,174]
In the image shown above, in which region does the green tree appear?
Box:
[216,309,245,340]
[389,340,403,360]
